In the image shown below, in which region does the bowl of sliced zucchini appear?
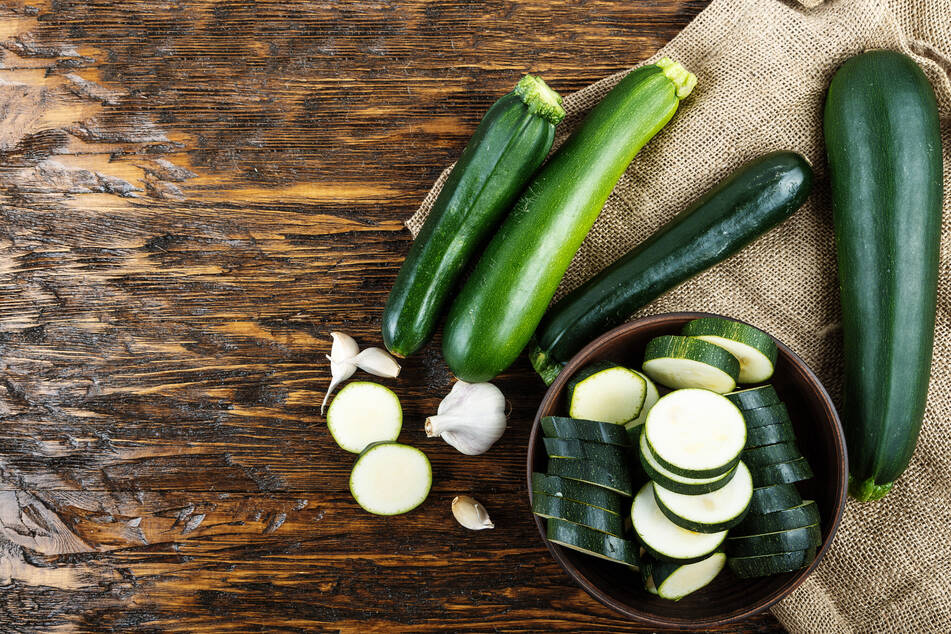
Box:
[527,312,847,627]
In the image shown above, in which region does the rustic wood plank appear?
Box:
[0,0,784,630]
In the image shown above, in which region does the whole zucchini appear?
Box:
[531,151,813,384]
[382,75,565,357]
[824,50,943,501]
[443,58,697,382]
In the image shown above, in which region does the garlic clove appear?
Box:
[452,495,494,530]
[353,347,401,378]
[321,355,356,416]
[329,331,360,364]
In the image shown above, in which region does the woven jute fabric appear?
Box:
[407,0,951,631]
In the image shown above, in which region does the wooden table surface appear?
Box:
[0,1,785,631]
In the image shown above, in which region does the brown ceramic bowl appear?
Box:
[527,312,847,627]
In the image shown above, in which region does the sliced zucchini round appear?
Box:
[327,381,402,453]
[732,500,820,536]
[567,361,647,424]
[742,402,792,429]
[749,457,814,486]
[349,442,431,515]
[652,462,753,533]
[682,317,777,384]
[631,482,727,563]
[547,457,633,497]
[643,336,740,393]
[624,370,660,431]
[645,389,746,478]
[638,431,738,495]
[728,547,816,579]
[530,472,623,515]
[745,421,796,448]
[725,385,780,410]
[543,437,627,469]
[742,441,802,468]
[748,484,803,516]
[726,523,821,557]
[540,416,632,446]
[646,552,727,601]
[532,492,625,536]
[546,517,640,566]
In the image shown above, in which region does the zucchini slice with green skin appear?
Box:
[326,382,402,453]
[825,50,942,502]
[644,552,727,601]
[566,361,647,424]
[540,416,632,446]
[728,547,816,578]
[443,59,696,382]
[726,524,821,557]
[749,457,814,486]
[645,388,745,478]
[625,370,660,430]
[741,402,791,429]
[631,482,727,563]
[745,421,796,448]
[531,473,623,515]
[531,151,812,385]
[725,385,780,410]
[742,441,802,468]
[638,431,739,495]
[732,500,820,536]
[642,336,739,393]
[382,76,564,358]
[349,442,432,515]
[546,517,640,566]
[682,317,777,384]
[532,492,625,536]
[542,438,628,469]
[748,484,803,516]
[547,458,633,497]
[652,462,753,533]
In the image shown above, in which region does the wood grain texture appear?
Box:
[0,0,784,631]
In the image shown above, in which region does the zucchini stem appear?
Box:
[849,475,893,502]
[514,75,566,125]
[529,341,564,386]
[656,57,697,100]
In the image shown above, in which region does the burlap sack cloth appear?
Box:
[407,0,951,630]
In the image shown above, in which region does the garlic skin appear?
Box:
[452,495,494,530]
[353,347,401,378]
[321,332,402,415]
[425,381,507,455]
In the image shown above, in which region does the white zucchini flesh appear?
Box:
[624,370,660,430]
[639,432,736,488]
[631,483,726,562]
[643,358,736,393]
[693,335,774,383]
[645,389,746,475]
[349,442,431,515]
[569,366,646,424]
[326,381,402,453]
[653,462,753,530]
[652,552,727,601]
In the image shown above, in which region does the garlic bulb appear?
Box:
[321,332,401,415]
[425,381,506,455]
[451,495,494,530]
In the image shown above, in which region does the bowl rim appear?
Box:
[526,311,848,627]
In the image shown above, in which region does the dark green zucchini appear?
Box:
[547,457,633,497]
[749,457,813,487]
[725,385,780,411]
[443,59,696,382]
[545,517,640,566]
[742,441,801,468]
[531,151,813,384]
[741,403,791,429]
[542,437,628,468]
[824,50,943,501]
[531,492,625,536]
[728,547,816,578]
[747,484,803,516]
[540,416,632,447]
[382,75,564,357]
[745,422,796,448]
[732,501,820,536]
[726,524,821,557]
[530,472,624,514]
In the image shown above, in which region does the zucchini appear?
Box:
[725,385,780,410]
[625,370,660,430]
[742,441,802,468]
[653,462,752,533]
[443,58,696,382]
[631,483,727,563]
[748,484,803,516]
[543,437,627,469]
[531,151,813,384]
[540,416,631,446]
[546,517,640,566]
[644,552,727,601]
[726,524,821,557]
[532,492,625,536]
[742,402,791,429]
[566,361,647,424]
[745,421,796,448]
[639,431,739,496]
[824,50,943,501]
[547,458,633,497]
[382,76,564,357]
[645,388,745,478]
[728,547,816,579]
[732,501,820,536]
[349,442,431,515]
[531,472,624,514]
[749,457,813,486]
[682,317,777,384]
[326,382,402,453]
[642,336,739,393]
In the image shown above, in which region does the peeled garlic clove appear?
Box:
[329,331,360,364]
[353,347,401,378]
[321,356,356,415]
[452,495,494,530]
[426,381,507,455]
